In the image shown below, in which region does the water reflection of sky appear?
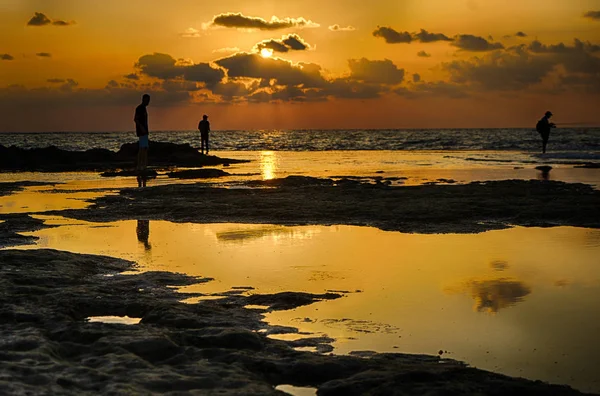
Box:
[13,218,600,393]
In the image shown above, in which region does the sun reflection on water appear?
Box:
[260,151,277,180]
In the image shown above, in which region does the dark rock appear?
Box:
[101,169,158,178]
[167,169,230,179]
[0,142,248,172]
[574,163,600,169]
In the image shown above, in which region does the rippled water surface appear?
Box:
[1,128,599,152]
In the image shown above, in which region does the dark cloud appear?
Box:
[412,73,421,83]
[373,26,412,43]
[124,73,139,80]
[452,34,504,51]
[417,50,431,57]
[583,10,600,20]
[347,58,405,84]
[254,34,311,53]
[440,39,600,93]
[27,12,74,27]
[516,31,528,37]
[442,48,554,90]
[215,52,326,88]
[526,39,600,75]
[212,81,255,100]
[27,12,51,26]
[373,27,453,44]
[36,52,52,58]
[209,13,319,30]
[329,24,356,32]
[324,80,385,99]
[47,78,65,83]
[396,81,470,99]
[528,38,600,54]
[414,29,452,43]
[1,54,14,61]
[52,20,73,26]
[0,80,190,109]
[135,53,225,87]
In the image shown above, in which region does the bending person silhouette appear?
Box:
[198,114,210,155]
[535,111,556,154]
[134,94,151,171]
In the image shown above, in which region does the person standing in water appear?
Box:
[134,94,151,171]
[198,114,210,155]
[536,111,556,154]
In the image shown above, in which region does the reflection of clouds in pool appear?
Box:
[215,225,318,244]
[448,278,531,313]
[490,260,509,271]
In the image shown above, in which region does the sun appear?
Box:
[260,48,274,58]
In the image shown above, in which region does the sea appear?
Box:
[0,128,599,154]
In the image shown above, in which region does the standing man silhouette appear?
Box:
[536,111,556,154]
[134,94,151,171]
[198,114,210,155]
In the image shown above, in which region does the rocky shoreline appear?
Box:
[0,249,592,395]
[56,176,600,234]
[0,141,248,172]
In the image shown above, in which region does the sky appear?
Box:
[0,0,599,131]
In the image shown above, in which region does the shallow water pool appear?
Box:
[13,217,600,393]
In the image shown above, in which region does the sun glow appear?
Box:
[260,48,274,58]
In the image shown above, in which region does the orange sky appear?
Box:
[1,0,599,131]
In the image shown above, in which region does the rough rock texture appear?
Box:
[0,214,54,248]
[167,169,231,179]
[58,177,600,234]
[0,249,591,395]
[0,142,248,172]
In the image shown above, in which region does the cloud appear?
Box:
[0,82,190,109]
[417,50,431,57]
[215,52,326,88]
[47,78,65,83]
[373,27,452,44]
[452,34,504,51]
[27,12,74,27]
[372,26,413,43]
[329,24,356,32]
[36,52,52,58]
[414,29,452,43]
[583,10,600,20]
[207,12,319,30]
[135,53,225,87]
[347,58,405,84]
[396,81,470,99]
[253,34,312,53]
[516,31,528,37]
[181,28,201,38]
[124,73,139,80]
[412,73,421,83]
[1,54,14,61]
[527,38,600,54]
[212,47,241,54]
[52,20,73,26]
[442,47,554,90]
